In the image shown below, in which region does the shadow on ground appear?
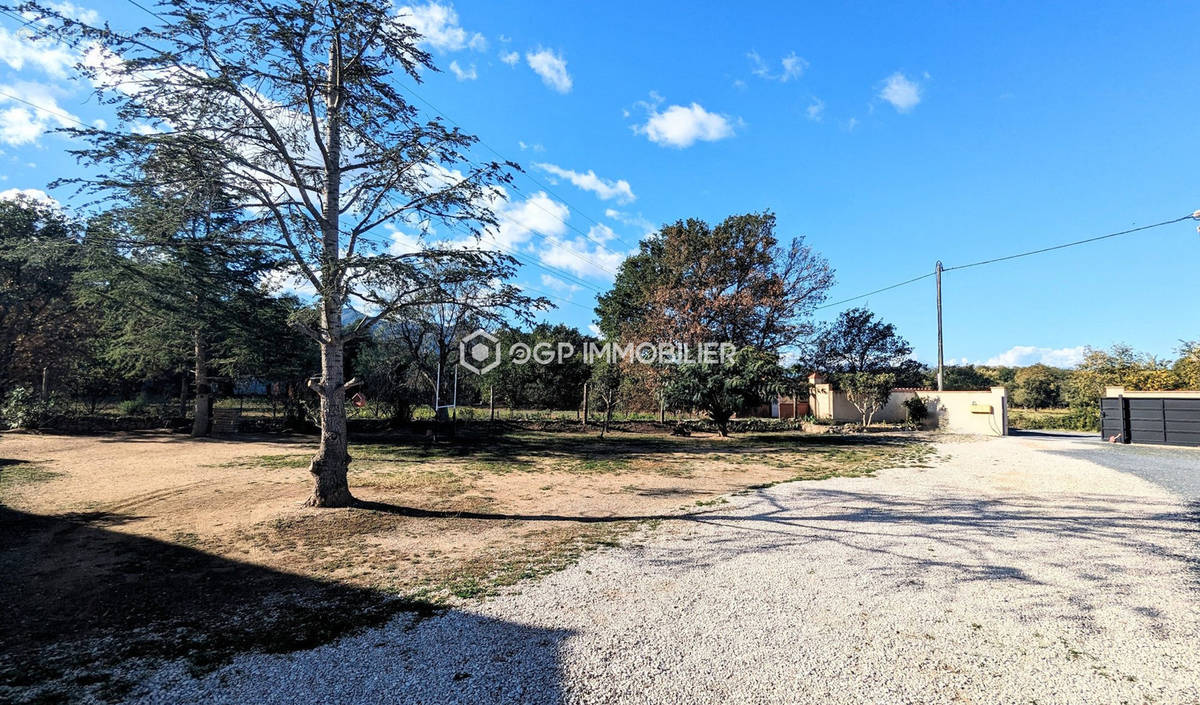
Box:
[0,506,569,705]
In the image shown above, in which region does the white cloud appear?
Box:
[539,273,580,294]
[634,100,735,148]
[499,51,519,66]
[805,98,824,122]
[748,50,807,82]
[540,229,625,279]
[525,48,571,93]
[0,187,57,207]
[534,162,635,204]
[983,346,1086,368]
[517,140,544,152]
[0,27,76,78]
[0,82,81,146]
[487,190,569,252]
[386,226,425,255]
[780,53,806,81]
[47,1,100,24]
[604,208,656,238]
[879,72,921,113]
[587,323,603,338]
[395,2,486,52]
[448,60,477,81]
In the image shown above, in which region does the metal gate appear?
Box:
[1100,396,1200,447]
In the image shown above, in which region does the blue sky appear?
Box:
[3,0,1199,366]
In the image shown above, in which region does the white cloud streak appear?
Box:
[748,50,807,82]
[448,60,476,81]
[983,346,1086,368]
[534,162,635,204]
[525,48,571,93]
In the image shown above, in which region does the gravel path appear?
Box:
[134,435,1200,705]
[1018,429,1200,501]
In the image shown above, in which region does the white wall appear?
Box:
[809,383,1008,437]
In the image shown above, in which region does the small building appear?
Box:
[770,372,1008,436]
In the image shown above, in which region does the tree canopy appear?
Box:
[809,307,922,386]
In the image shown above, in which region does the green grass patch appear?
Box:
[0,459,62,494]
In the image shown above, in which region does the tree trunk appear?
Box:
[191,333,211,437]
[306,321,353,507]
[713,412,730,437]
[305,38,353,509]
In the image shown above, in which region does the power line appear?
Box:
[816,212,1196,311]
[942,214,1195,273]
[815,272,934,310]
[0,88,92,130]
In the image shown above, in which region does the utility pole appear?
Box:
[935,260,944,391]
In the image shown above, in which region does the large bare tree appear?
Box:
[15,0,531,505]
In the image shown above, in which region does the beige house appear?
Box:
[780,373,1008,437]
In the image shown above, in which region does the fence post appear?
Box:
[489,385,495,422]
[582,382,589,426]
[1120,395,1131,444]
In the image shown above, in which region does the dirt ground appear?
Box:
[0,425,928,703]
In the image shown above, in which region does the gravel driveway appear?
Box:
[135,434,1200,705]
[1015,429,1200,501]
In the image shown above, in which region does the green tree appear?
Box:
[1175,339,1200,390]
[26,0,528,506]
[841,371,897,429]
[1064,344,1179,411]
[79,146,280,435]
[522,325,593,410]
[1011,364,1064,409]
[809,307,922,386]
[933,365,997,391]
[664,348,784,437]
[0,195,87,390]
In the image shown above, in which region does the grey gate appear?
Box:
[1100,396,1200,447]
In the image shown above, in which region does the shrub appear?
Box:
[117,397,149,416]
[902,395,929,425]
[0,388,66,430]
[1008,407,1099,432]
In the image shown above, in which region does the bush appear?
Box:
[117,397,149,416]
[902,395,929,425]
[1008,407,1099,432]
[0,388,66,430]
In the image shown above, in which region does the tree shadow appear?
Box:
[0,506,570,704]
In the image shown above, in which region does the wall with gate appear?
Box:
[1101,387,1200,447]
